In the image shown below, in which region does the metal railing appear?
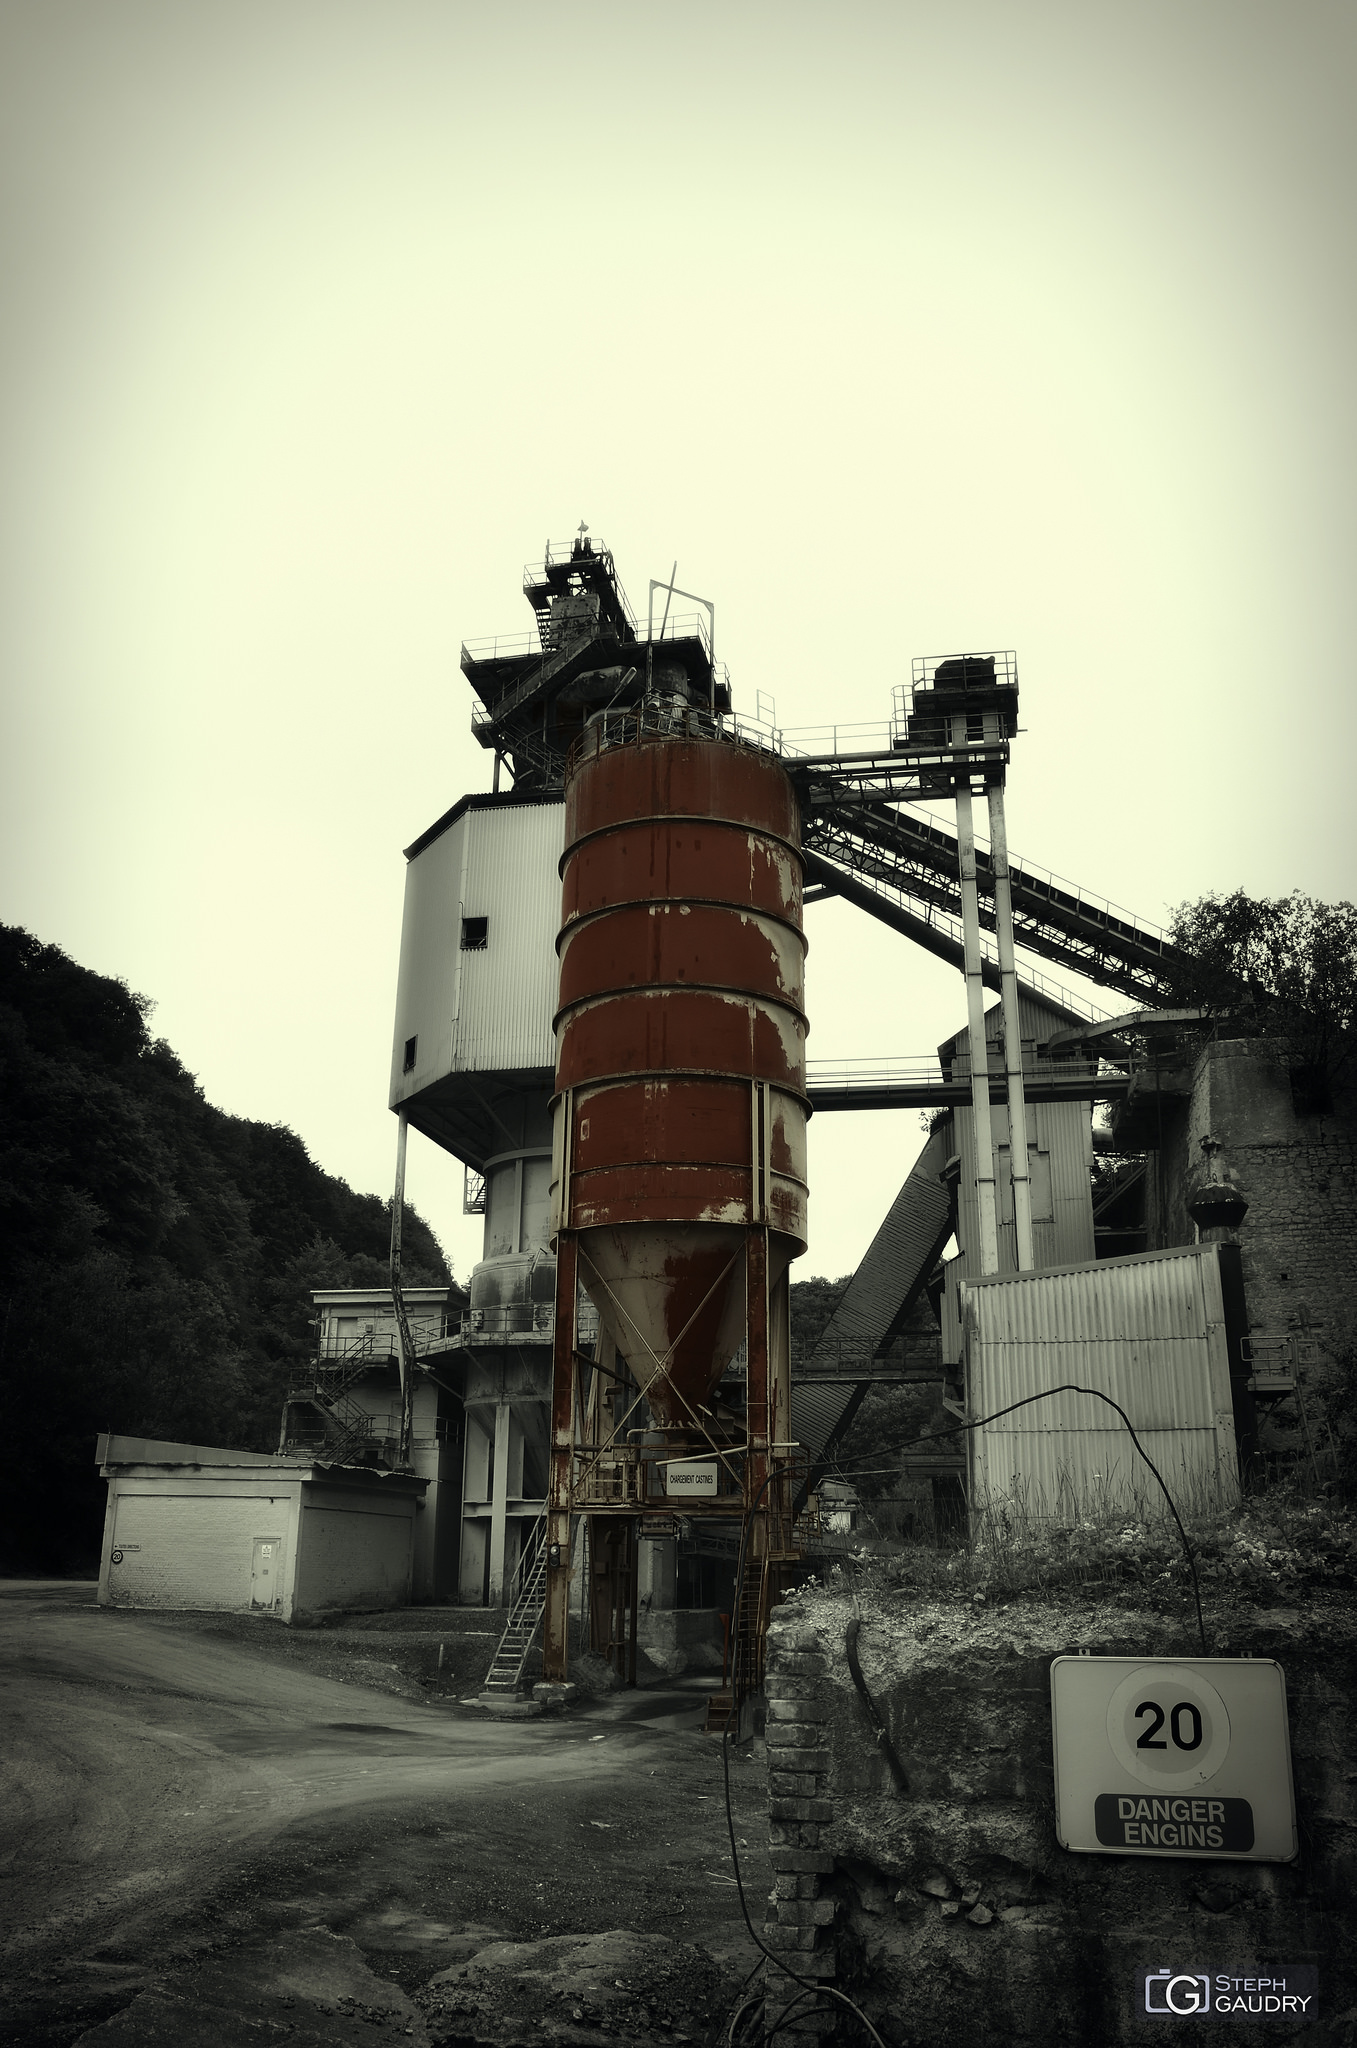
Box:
[791,1333,942,1379]
[461,1303,555,1338]
[779,719,897,758]
[806,1049,1118,1086]
[909,650,1020,694]
[857,793,1171,952]
[317,1332,401,1364]
[566,698,784,776]
[804,835,1115,1025]
[461,630,544,664]
[524,541,640,633]
[481,1511,551,1696]
[316,1323,447,1364]
[462,609,721,675]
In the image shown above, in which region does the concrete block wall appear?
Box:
[101,1479,300,1615]
[292,1490,416,1618]
[762,1595,1356,2045]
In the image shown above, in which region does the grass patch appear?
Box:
[843,1478,1357,1606]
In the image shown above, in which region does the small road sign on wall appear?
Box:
[1050,1656,1297,1862]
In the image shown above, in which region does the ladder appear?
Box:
[480,1519,550,1698]
[704,1550,768,1735]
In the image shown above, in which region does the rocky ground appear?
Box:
[0,1583,771,2048]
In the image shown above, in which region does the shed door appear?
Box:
[250,1536,284,1611]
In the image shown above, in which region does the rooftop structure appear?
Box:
[462,534,730,792]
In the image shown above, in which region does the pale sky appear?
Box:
[2,0,1353,1285]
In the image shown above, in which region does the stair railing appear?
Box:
[481,1509,551,1695]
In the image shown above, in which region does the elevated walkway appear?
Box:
[797,789,1179,1004]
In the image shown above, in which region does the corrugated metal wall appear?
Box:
[951,1097,1095,1283]
[961,1245,1240,1519]
[390,798,562,1106]
[938,989,1081,1063]
[457,803,563,1073]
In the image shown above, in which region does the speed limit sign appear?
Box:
[1050,1657,1296,1863]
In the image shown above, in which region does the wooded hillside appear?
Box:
[0,926,450,1571]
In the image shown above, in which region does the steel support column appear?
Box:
[389,1110,417,1466]
[954,776,1000,1275]
[543,1232,578,1681]
[987,782,1035,1270]
[745,1227,772,1566]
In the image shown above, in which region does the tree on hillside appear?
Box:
[1167,890,1357,1091]
[0,924,453,1570]
[789,1274,853,1359]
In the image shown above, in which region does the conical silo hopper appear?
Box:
[550,714,809,1429]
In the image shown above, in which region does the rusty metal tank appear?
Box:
[550,713,809,1428]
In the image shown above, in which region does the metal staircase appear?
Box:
[704,1549,769,1736]
[283,1348,399,1467]
[480,1516,550,1699]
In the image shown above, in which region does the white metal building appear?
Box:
[96,1436,427,1622]
[389,791,565,1605]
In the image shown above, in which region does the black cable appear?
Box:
[843,1615,909,1793]
[761,1983,848,2041]
[715,1383,1206,2044]
[818,1383,1209,1652]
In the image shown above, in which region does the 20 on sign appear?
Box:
[1049,1657,1296,1863]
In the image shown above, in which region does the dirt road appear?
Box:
[0,1584,771,2046]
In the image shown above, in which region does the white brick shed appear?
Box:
[96,1436,427,1623]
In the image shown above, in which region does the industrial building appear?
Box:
[368,537,1251,1712]
[96,533,1353,1698]
[280,1284,465,1601]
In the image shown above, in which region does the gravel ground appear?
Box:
[0,1584,771,2048]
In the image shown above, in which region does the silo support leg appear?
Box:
[544,1234,578,1682]
[746,1227,770,1479]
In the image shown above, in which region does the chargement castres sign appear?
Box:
[663,1460,718,1498]
[1050,1657,1297,1863]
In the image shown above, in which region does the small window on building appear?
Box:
[403,1035,418,1073]
[461,916,488,951]
[966,709,986,743]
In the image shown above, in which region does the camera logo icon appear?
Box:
[1145,1970,1211,2016]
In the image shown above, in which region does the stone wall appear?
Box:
[1187,1041,1357,1349]
[761,1592,1356,2044]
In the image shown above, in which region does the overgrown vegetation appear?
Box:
[1167,888,1357,1089]
[0,926,451,1571]
[832,1478,1357,1609]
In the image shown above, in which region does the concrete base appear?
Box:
[532,1681,579,1711]
[636,1607,726,1677]
[473,1693,542,1718]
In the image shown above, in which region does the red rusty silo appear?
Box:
[550,717,808,1429]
